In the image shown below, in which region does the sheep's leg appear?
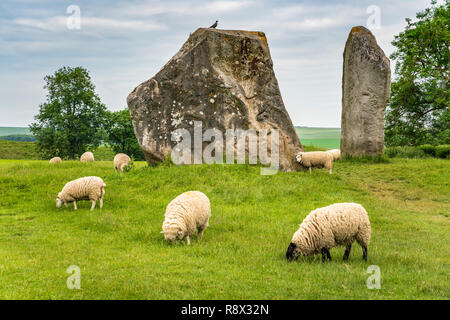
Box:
[99,197,103,209]
[326,249,332,261]
[186,236,191,245]
[90,200,96,211]
[362,246,368,261]
[343,244,352,261]
[73,201,77,210]
[321,248,331,263]
[198,227,204,240]
[309,167,312,174]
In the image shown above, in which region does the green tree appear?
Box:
[30,67,107,159]
[105,108,145,160]
[385,0,449,146]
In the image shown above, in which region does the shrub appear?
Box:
[419,144,436,157]
[435,145,450,159]
[384,146,426,159]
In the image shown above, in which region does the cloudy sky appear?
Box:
[0,0,435,127]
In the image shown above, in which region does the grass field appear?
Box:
[0,127,31,137]
[0,140,115,161]
[296,127,341,150]
[0,158,448,299]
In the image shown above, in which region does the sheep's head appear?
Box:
[296,153,303,163]
[161,221,185,242]
[286,242,300,261]
[56,197,63,208]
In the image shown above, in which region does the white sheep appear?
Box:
[114,153,131,174]
[296,151,334,174]
[327,149,341,161]
[286,203,371,262]
[49,157,62,164]
[56,176,106,211]
[161,191,211,245]
[80,151,94,162]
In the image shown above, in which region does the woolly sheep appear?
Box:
[49,157,62,164]
[286,203,371,262]
[327,149,341,161]
[56,176,106,211]
[296,151,333,174]
[114,153,131,174]
[80,151,94,162]
[161,191,211,245]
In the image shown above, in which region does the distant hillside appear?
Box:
[0,127,31,136]
[295,126,340,149]
[0,134,36,142]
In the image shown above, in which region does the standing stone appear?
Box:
[127,28,303,171]
[341,26,391,157]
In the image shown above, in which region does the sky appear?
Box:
[0,0,435,127]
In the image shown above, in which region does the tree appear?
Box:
[30,67,107,159]
[105,108,145,160]
[385,0,449,146]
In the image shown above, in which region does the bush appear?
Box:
[435,145,450,159]
[384,146,426,159]
[419,144,436,157]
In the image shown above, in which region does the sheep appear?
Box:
[56,176,106,211]
[296,151,333,174]
[161,191,211,245]
[286,203,371,263]
[327,149,341,161]
[114,153,131,174]
[49,157,62,164]
[80,151,94,162]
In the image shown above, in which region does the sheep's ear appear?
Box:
[160,231,164,234]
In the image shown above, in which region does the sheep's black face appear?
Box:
[286,242,299,261]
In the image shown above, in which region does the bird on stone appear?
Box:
[209,20,218,28]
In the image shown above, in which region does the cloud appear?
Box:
[123,0,255,17]
[13,16,166,32]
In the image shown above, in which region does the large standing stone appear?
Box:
[127,28,303,171]
[341,26,391,157]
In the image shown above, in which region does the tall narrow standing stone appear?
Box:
[341,26,391,157]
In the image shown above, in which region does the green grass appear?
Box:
[296,127,341,150]
[0,140,115,161]
[0,158,448,299]
[0,140,39,160]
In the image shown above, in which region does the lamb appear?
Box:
[114,153,131,174]
[80,151,94,162]
[286,203,371,262]
[296,151,333,174]
[56,176,106,211]
[49,157,62,164]
[327,149,341,161]
[161,191,211,245]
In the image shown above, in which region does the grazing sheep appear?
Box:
[80,151,94,162]
[162,191,211,245]
[49,157,62,164]
[296,151,333,174]
[327,149,341,161]
[114,153,131,174]
[56,176,106,211]
[286,203,371,262]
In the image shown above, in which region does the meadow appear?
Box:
[296,127,341,150]
[0,157,448,299]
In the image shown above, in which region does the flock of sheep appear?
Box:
[50,148,371,263]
